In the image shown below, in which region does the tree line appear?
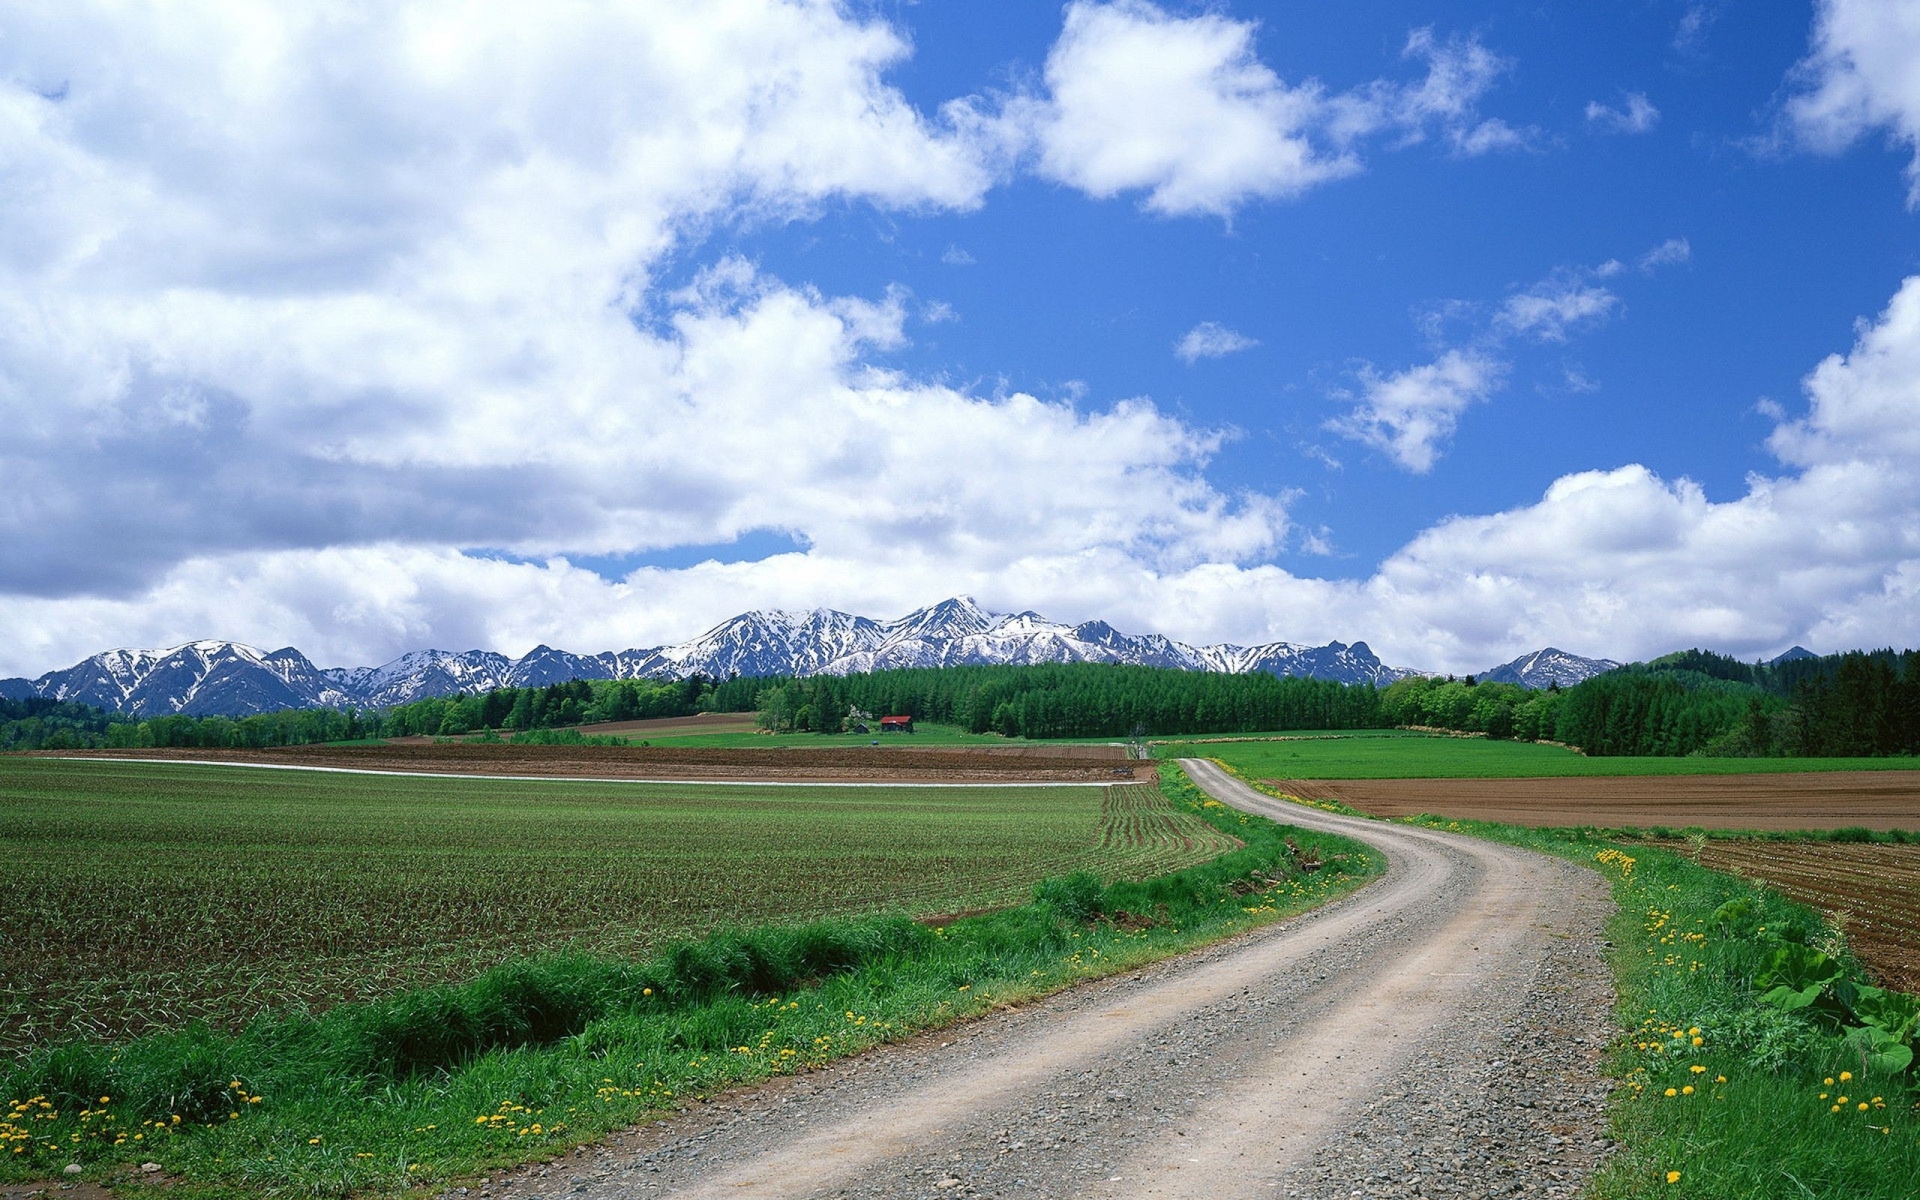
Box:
[0,677,712,750]
[2,645,1915,758]
[726,662,1390,738]
[1380,648,1920,757]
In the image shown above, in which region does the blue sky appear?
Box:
[710,0,1917,570]
[3,0,1919,675]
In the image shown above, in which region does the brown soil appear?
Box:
[1658,840,1920,994]
[51,743,1140,783]
[1282,771,1920,832]
[566,712,758,737]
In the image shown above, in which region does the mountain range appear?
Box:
[1,597,1619,718]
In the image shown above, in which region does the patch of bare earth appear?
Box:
[1283,771,1920,832]
[1651,840,1920,994]
[47,744,1140,783]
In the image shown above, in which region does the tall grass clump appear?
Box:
[2,765,1377,1198]
[1405,815,1920,1198]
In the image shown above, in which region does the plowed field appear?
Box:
[1675,841,1920,993]
[1281,770,1920,831]
[46,742,1136,782]
[0,758,1201,1051]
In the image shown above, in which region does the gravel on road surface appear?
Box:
[454,759,1615,1200]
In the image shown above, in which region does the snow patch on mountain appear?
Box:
[23,597,1422,716]
[1478,647,1620,689]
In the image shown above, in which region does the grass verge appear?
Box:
[1,765,1378,1198]
[1400,813,1920,1198]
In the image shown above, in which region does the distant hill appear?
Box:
[19,597,1417,717]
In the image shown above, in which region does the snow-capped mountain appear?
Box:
[321,649,520,710]
[32,641,356,717]
[1478,647,1621,689]
[16,598,1419,717]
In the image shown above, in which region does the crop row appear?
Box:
[1686,841,1920,993]
[0,760,1226,1052]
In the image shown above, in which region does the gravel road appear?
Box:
[460,759,1616,1200]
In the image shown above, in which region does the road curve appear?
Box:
[478,759,1615,1200]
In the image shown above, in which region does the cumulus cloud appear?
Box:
[1175,322,1258,362]
[1024,4,1523,216]
[1786,0,1920,203]
[6,0,1918,683]
[1325,350,1506,474]
[1028,0,1357,216]
[1360,275,1920,668]
[8,276,1920,677]
[1585,92,1660,134]
[0,0,1301,672]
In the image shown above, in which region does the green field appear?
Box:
[0,759,1231,1052]
[1155,730,1920,779]
[1,763,1371,1197]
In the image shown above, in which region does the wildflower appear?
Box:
[1840,1071,1852,1082]
[1664,1088,1678,1097]
[1682,1086,1694,1095]
[1667,1170,1681,1184]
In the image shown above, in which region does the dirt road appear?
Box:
[472,760,1614,1200]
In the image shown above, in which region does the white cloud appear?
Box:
[1328,27,1532,156]
[1674,6,1719,52]
[1495,278,1621,342]
[8,276,1920,677]
[1325,350,1506,474]
[0,0,1300,672]
[1585,91,1660,134]
[1787,0,1920,203]
[6,0,1918,683]
[1029,1,1357,216]
[1639,237,1692,271]
[1024,5,1523,216]
[1359,274,1920,668]
[1175,322,1258,362]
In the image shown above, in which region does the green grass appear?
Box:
[1156,730,1920,779]
[0,759,1226,1053]
[1385,813,1920,1198]
[1,765,1379,1198]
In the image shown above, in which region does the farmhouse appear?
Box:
[879,714,914,733]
